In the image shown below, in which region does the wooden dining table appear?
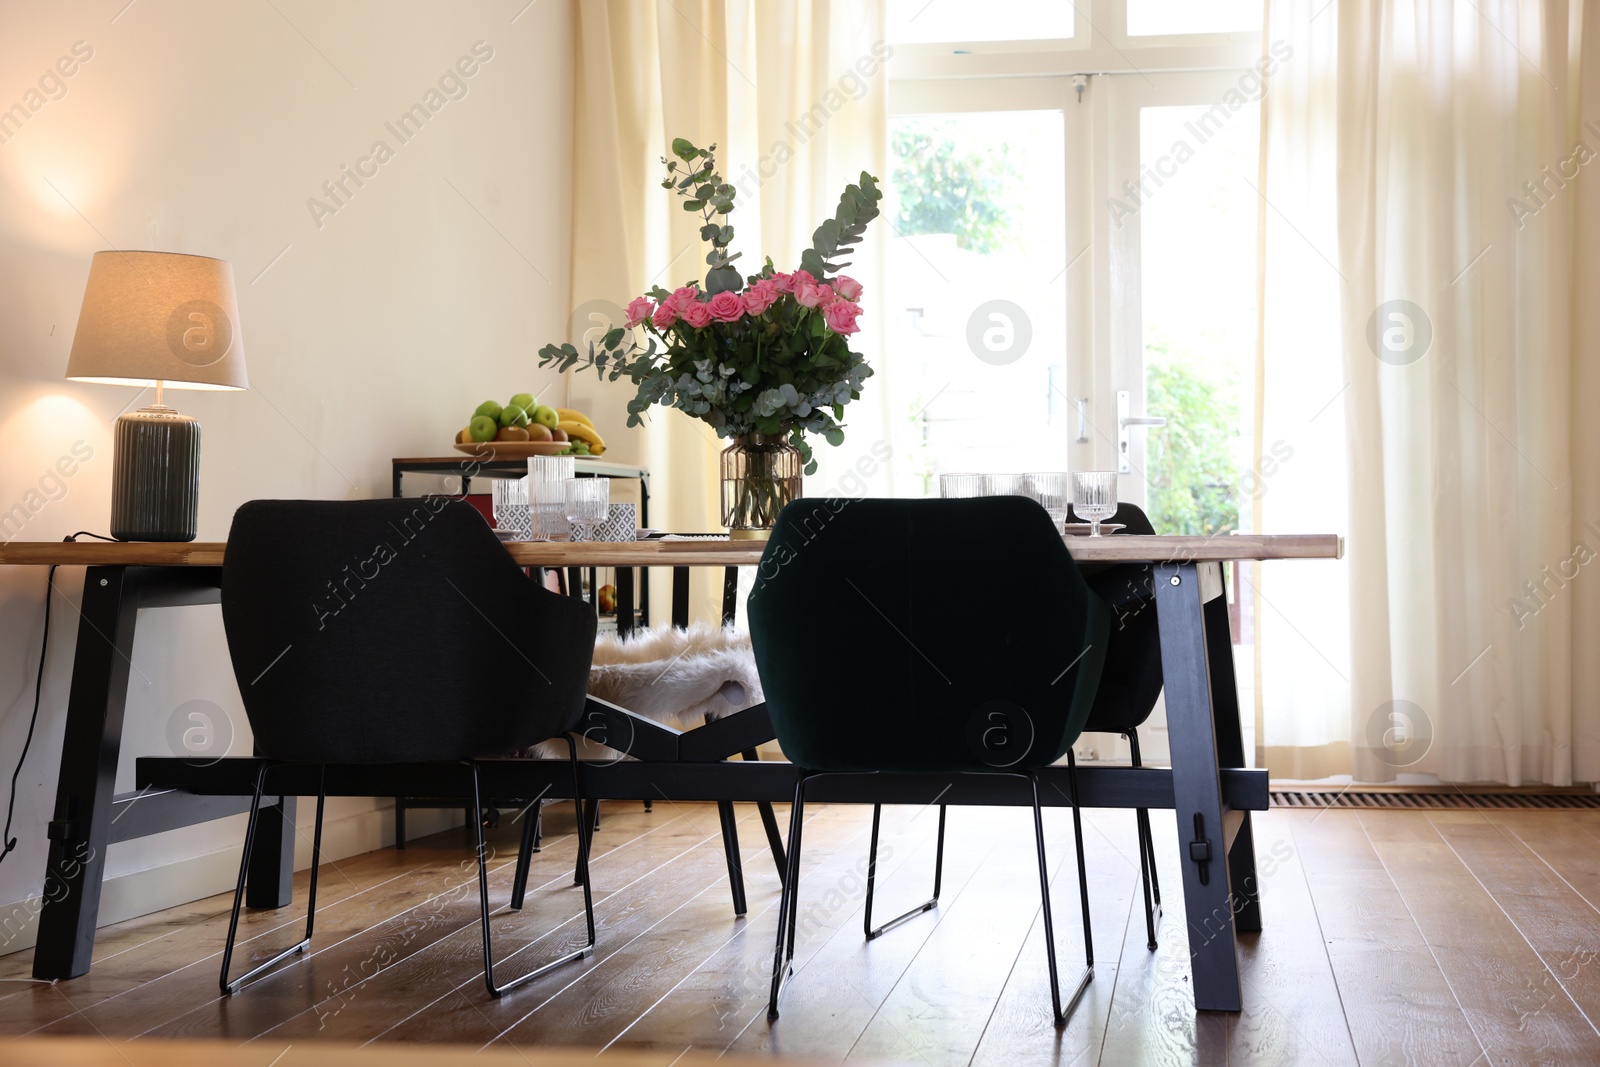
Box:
[0,530,1341,1013]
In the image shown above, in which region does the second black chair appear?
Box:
[1069,501,1164,949]
[749,496,1111,1026]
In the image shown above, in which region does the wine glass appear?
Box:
[1072,471,1118,537]
[1028,472,1071,532]
[564,478,610,543]
[489,476,531,540]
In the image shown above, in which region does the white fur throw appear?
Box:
[529,623,764,759]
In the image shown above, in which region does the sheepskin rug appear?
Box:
[528,622,764,759]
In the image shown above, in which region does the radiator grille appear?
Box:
[1270,790,1600,810]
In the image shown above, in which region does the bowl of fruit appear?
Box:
[455,393,606,459]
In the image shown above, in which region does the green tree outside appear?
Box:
[891,120,1019,255]
[1143,358,1240,536]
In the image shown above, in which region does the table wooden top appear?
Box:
[0,532,1342,568]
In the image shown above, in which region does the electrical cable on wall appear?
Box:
[0,532,116,869]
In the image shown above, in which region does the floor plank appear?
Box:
[1361,810,1597,1064]
[13,802,1600,1064]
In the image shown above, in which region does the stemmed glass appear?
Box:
[564,479,610,543]
[1072,471,1118,537]
[489,476,532,540]
[1028,472,1071,532]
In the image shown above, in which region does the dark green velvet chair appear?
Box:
[747,496,1110,1027]
[1070,500,1165,950]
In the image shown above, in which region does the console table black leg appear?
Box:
[721,567,739,627]
[33,566,139,980]
[671,567,690,629]
[1154,561,1244,1012]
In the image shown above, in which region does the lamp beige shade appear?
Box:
[66,250,248,390]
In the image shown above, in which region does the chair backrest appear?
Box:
[747,496,1108,774]
[221,498,596,763]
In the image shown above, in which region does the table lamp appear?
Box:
[65,250,248,541]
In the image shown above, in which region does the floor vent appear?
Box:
[1270,790,1600,810]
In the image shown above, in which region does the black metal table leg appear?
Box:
[32,566,137,980]
[1153,560,1246,1012]
[1205,576,1260,933]
[717,800,748,915]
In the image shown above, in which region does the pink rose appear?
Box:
[770,272,795,293]
[682,300,713,329]
[794,277,828,308]
[822,299,862,335]
[833,275,863,301]
[708,290,745,323]
[625,296,655,328]
[743,280,780,316]
[792,270,816,287]
[651,303,679,330]
[667,286,699,312]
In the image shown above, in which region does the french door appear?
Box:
[889,62,1263,762]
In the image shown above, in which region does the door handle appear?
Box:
[1116,390,1166,474]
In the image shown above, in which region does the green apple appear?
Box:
[509,392,535,411]
[530,404,559,430]
[474,400,503,421]
[499,404,530,428]
[469,415,498,442]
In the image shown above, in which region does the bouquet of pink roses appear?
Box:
[539,138,881,475]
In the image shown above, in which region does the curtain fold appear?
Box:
[1259,0,1599,784]
[567,2,891,621]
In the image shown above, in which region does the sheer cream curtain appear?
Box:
[565,1,892,621]
[1258,0,1600,784]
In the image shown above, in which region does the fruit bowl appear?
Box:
[453,440,575,459]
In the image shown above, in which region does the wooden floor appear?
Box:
[4,800,1600,1065]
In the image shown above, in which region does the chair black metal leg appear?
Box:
[394,796,407,849]
[221,763,324,996]
[863,803,944,940]
[472,741,595,998]
[768,772,810,1020]
[718,800,748,916]
[574,797,601,886]
[1030,759,1093,1028]
[1128,729,1160,949]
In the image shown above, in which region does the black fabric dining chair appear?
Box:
[1068,501,1165,950]
[217,497,598,998]
[748,496,1110,1027]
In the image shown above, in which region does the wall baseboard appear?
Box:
[0,803,462,961]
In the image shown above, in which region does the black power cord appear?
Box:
[0,531,117,869]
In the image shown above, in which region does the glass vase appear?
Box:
[720,434,802,539]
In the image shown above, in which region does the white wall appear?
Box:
[0,0,574,953]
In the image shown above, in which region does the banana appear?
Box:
[558,419,605,455]
[556,408,595,429]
